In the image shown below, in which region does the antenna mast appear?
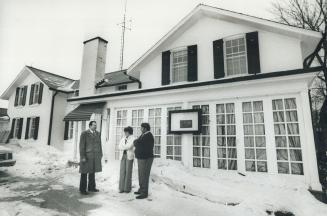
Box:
[118,0,131,71]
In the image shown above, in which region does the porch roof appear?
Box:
[63,102,106,121]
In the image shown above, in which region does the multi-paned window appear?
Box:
[132,109,144,137]
[216,103,237,170]
[68,121,74,140]
[16,87,26,106]
[13,118,21,138]
[172,48,188,83]
[242,101,267,172]
[225,36,247,76]
[28,118,37,139]
[192,105,210,168]
[166,106,182,161]
[116,84,127,91]
[81,121,86,132]
[273,98,303,175]
[148,108,162,157]
[115,110,127,159]
[31,83,40,104]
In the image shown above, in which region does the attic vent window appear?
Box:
[225,35,247,77]
[116,84,127,91]
[171,48,188,83]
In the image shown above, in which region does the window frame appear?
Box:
[242,101,268,172]
[216,103,237,170]
[33,82,40,104]
[170,47,188,84]
[115,109,128,160]
[116,84,128,91]
[28,117,37,139]
[131,109,144,137]
[68,121,74,140]
[148,108,162,158]
[223,34,248,77]
[192,104,211,168]
[272,98,303,175]
[13,118,20,138]
[17,86,26,106]
[166,106,182,161]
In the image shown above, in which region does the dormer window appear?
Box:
[162,45,197,86]
[213,31,260,79]
[224,35,247,77]
[171,48,188,83]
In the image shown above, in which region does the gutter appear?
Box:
[68,66,323,102]
[48,90,58,145]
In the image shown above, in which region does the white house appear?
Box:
[1,4,324,191]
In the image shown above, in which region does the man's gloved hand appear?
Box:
[81,157,87,163]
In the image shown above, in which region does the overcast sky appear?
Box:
[0,0,276,107]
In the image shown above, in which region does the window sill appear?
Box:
[219,73,250,79]
[169,81,193,86]
[29,103,40,107]
[15,105,24,109]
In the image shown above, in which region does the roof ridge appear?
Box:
[198,4,320,33]
[26,66,76,81]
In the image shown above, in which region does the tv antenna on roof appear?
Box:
[118,0,132,71]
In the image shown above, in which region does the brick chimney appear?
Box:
[79,37,108,97]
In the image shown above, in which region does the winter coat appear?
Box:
[119,135,136,160]
[134,131,154,159]
[79,129,103,174]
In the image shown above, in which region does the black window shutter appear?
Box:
[64,121,69,140]
[162,51,171,85]
[38,83,44,104]
[29,84,35,105]
[22,86,27,106]
[14,88,19,107]
[187,45,198,81]
[213,39,225,79]
[246,31,261,75]
[9,118,16,139]
[25,118,31,139]
[17,118,23,139]
[34,117,40,140]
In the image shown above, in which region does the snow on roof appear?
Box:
[73,69,139,89]
[26,66,75,92]
[0,145,12,152]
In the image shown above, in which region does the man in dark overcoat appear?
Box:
[134,122,154,199]
[79,121,103,195]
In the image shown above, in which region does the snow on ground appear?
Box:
[1,143,327,216]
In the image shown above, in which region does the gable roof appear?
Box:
[0,66,139,100]
[0,66,77,100]
[127,4,322,75]
[26,66,76,91]
[69,69,139,90]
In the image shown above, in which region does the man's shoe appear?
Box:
[124,191,131,193]
[80,191,89,195]
[134,191,141,195]
[136,194,148,199]
[89,189,100,192]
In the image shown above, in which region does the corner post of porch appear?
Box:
[299,89,322,191]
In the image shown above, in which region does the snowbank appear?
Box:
[2,143,71,178]
[1,143,326,216]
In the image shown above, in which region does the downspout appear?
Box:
[124,70,142,89]
[48,90,58,145]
